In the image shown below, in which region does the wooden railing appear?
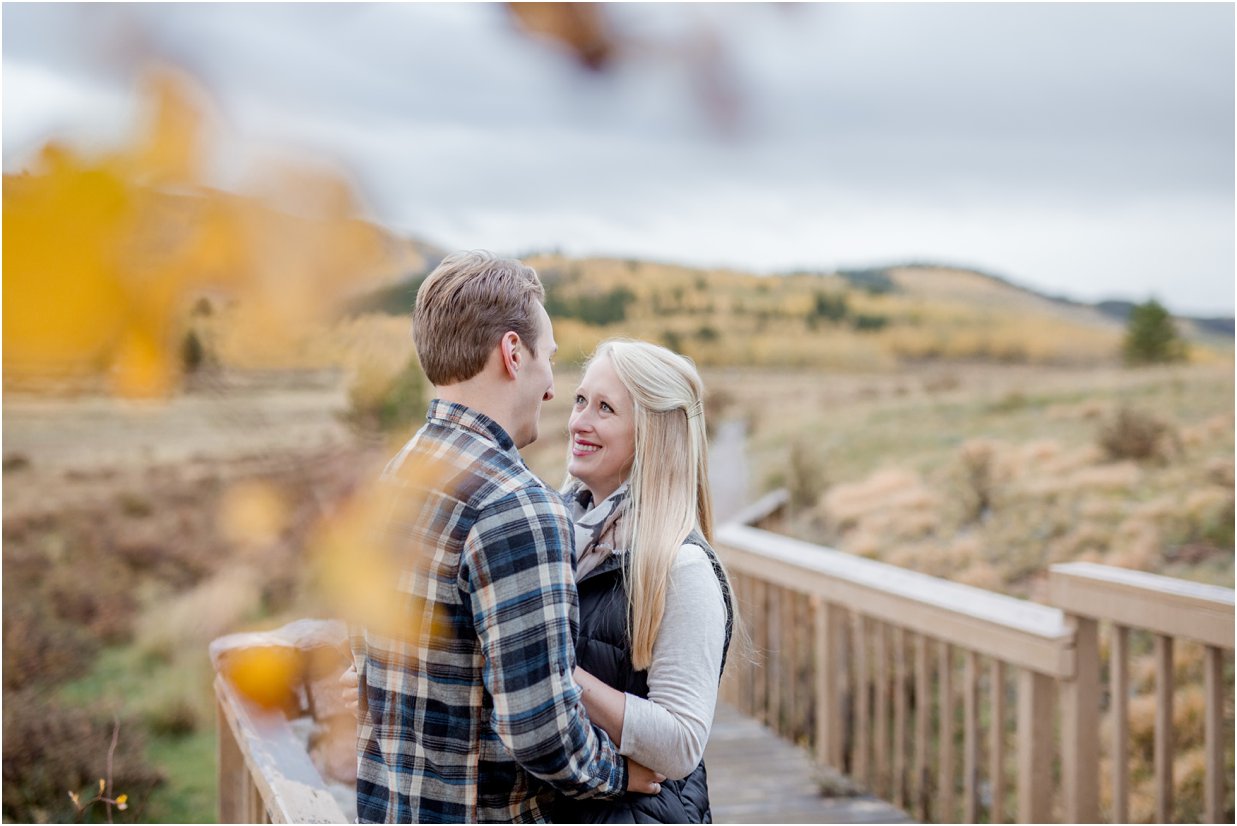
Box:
[211,620,352,824]
[717,493,1235,824]
[1049,562,1235,824]
[213,490,1234,824]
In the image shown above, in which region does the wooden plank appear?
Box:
[1112,624,1130,824]
[964,650,979,823]
[1049,562,1234,649]
[914,634,930,822]
[813,597,845,770]
[874,620,888,797]
[707,702,914,824]
[768,582,783,734]
[1155,634,1174,824]
[1204,644,1224,824]
[717,528,1073,676]
[854,613,870,788]
[785,591,800,742]
[1017,669,1054,824]
[990,659,1006,825]
[1060,615,1099,823]
[938,642,955,824]
[754,578,769,722]
[218,696,247,824]
[213,675,348,824]
[893,626,907,809]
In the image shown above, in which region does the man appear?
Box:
[353,251,662,823]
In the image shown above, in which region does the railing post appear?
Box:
[1017,669,1054,823]
[990,659,1006,824]
[1155,634,1175,823]
[812,596,845,770]
[1060,614,1099,823]
[854,613,870,788]
[1204,644,1224,824]
[937,642,955,823]
[217,697,246,824]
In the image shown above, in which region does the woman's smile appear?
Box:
[567,354,636,501]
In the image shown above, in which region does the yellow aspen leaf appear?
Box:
[225,646,302,712]
[219,480,289,549]
[99,778,106,793]
[116,794,129,810]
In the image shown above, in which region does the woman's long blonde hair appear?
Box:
[573,339,733,670]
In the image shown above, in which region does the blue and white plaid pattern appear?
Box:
[354,399,627,823]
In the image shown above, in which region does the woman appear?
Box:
[552,338,738,824]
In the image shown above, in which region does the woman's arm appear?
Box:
[620,545,727,779]
[574,666,627,747]
[573,546,726,779]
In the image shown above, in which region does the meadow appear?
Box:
[4,249,1233,822]
[5,354,1231,822]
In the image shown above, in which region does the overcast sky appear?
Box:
[4,2,1234,315]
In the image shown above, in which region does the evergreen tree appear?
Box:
[1122,299,1187,365]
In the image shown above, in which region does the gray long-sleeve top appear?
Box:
[617,543,727,779]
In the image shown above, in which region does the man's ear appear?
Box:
[499,331,522,380]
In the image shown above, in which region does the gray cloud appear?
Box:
[4,2,1232,314]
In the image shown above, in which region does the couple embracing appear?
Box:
[347,251,739,824]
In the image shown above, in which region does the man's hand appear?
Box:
[340,663,359,719]
[626,758,666,795]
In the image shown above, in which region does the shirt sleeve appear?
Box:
[618,544,726,779]
[463,486,628,799]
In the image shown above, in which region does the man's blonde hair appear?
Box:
[412,251,546,385]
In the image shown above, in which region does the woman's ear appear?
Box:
[499,331,521,380]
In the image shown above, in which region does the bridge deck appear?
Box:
[706,703,915,824]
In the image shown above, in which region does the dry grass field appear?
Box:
[3,356,1232,822]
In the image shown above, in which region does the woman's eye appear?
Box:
[574,394,585,406]
[600,402,614,413]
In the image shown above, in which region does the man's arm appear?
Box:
[462,486,628,800]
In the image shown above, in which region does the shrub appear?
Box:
[346,356,427,434]
[2,597,99,691]
[955,439,1001,524]
[1122,299,1187,365]
[2,692,163,823]
[3,453,31,473]
[1097,406,1175,463]
[181,329,209,374]
[144,694,201,738]
[787,438,829,510]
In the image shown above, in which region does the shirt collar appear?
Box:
[426,398,516,453]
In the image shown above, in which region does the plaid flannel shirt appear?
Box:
[354,399,627,823]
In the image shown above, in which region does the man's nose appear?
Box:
[543,386,554,402]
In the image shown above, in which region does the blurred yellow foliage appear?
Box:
[3,66,391,397]
[220,480,290,549]
[224,646,303,712]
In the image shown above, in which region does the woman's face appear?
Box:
[568,354,636,502]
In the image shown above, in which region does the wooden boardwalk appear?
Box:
[706,702,914,824]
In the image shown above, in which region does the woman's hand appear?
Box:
[626,758,666,795]
[340,663,359,719]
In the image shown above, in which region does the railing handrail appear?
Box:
[717,521,1074,677]
[1048,561,1235,649]
[212,619,350,824]
[215,676,348,824]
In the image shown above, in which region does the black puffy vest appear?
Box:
[550,531,733,824]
